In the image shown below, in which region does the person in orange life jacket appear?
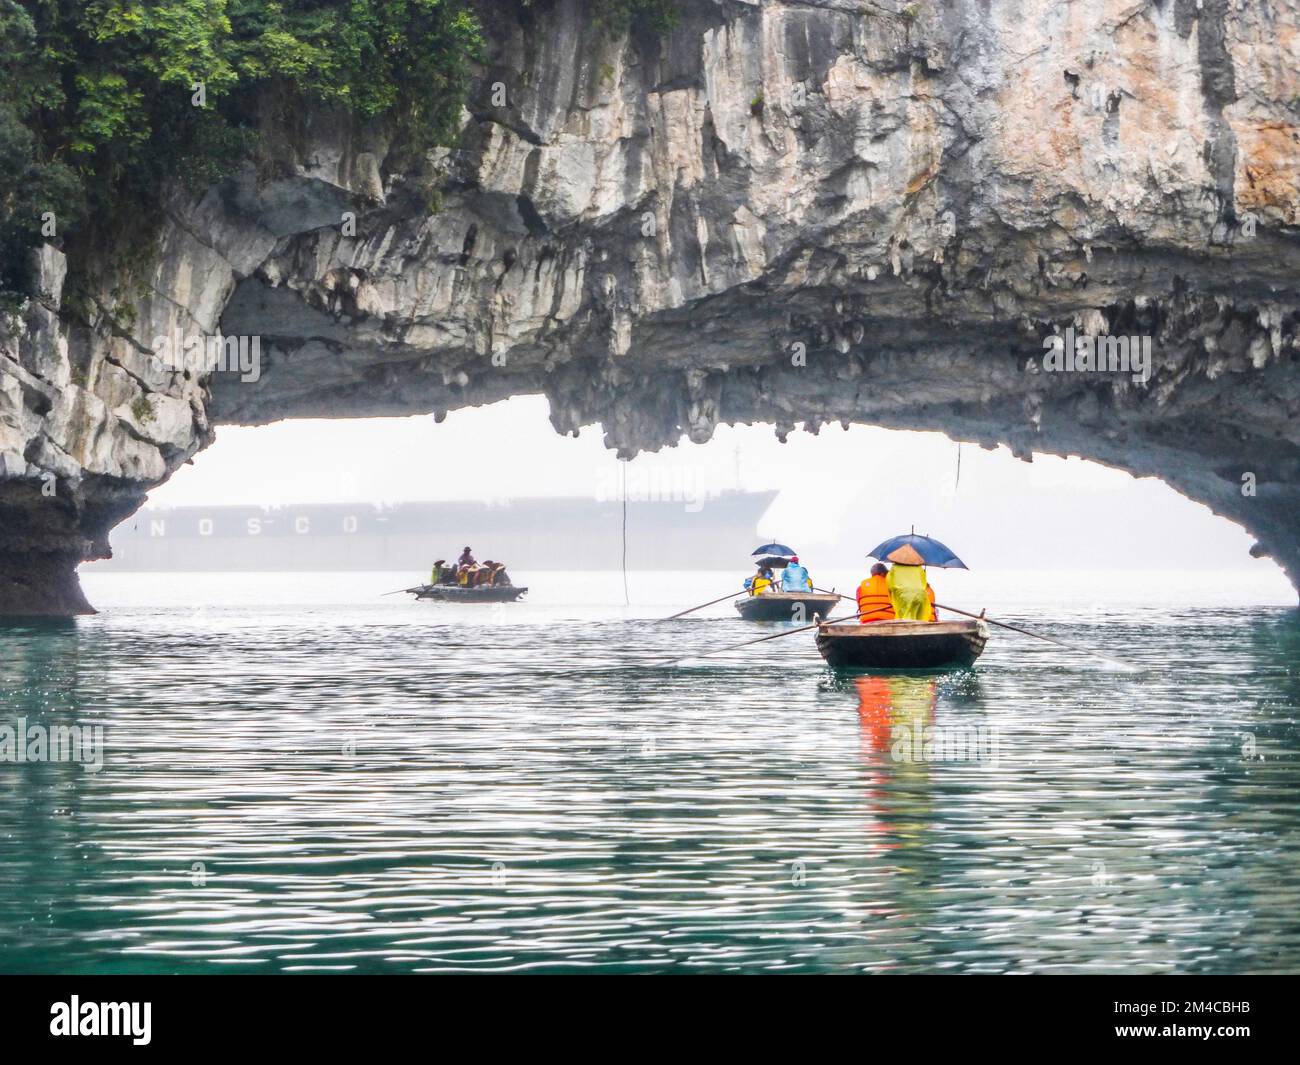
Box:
[856,563,896,623]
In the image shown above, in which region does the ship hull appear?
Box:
[96,492,778,573]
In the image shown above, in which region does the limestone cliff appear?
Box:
[2,0,1298,614]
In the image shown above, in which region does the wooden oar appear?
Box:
[549,610,856,678]
[381,586,423,597]
[934,602,1138,669]
[662,606,868,664]
[664,589,749,620]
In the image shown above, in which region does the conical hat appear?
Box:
[885,544,926,565]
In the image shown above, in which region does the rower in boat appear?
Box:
[856,564,895,622]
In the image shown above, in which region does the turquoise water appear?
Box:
[1,569,1297,973]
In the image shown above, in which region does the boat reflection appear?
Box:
[855,674,938,767]
[848,674,956,949]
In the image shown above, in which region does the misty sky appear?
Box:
[147,394,1286,580]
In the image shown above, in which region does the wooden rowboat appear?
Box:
[734,591,841,622]
[408,584,528,603]
[815,618,989,669]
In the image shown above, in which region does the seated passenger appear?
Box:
[856,563,896,623]
[750,566,774,596]
[887,563,936,621]
[780,556,813,592]
[430,559,447,585]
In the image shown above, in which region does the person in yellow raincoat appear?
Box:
[887,563,937,621]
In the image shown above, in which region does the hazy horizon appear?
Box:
[137,395,1287,581]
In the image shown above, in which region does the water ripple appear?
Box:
[0,574,1296,973]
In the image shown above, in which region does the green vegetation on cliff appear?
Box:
[0,0,680,307]
[0,0,483,303]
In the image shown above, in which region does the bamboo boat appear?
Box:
[407,584,527,603]
[734,591,841,622]
[815,618,989,669]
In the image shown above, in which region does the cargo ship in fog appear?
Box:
[96,491,778,572]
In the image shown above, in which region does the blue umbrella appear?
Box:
[752,542,795,557]
[868,533,968,569]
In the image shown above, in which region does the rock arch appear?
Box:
[2,0,1296,614]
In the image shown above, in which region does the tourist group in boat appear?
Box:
[429,546,514,588]
[389,545,528,603]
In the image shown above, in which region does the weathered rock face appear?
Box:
[2,0,1298,614]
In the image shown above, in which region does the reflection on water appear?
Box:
[0,571,1297,973]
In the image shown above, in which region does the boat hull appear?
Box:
[815,619,989,669]
[411,584,527,603]
[734,592,841,622]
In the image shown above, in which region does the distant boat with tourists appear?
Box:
[733,542,841,622]
[734,591,840,621]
